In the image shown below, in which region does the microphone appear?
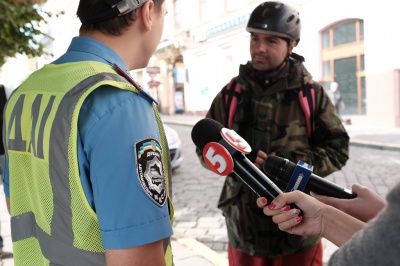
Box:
[191,118,284,202]
[263,155,356,199]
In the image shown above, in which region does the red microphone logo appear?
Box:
[221,128,251,154]
[203,142,234,176]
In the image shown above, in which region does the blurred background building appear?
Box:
[1,0,399,128]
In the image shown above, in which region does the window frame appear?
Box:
[321,19,365,115]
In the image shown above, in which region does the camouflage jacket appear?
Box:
[201,54,349,257]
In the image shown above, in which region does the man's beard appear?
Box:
[251,53,273,71]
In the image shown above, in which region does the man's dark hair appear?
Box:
[77,0,164,36]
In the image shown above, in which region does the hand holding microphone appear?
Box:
[311,184,387,222]
[191,118,285,202]
[263,155,356,199]
[256,189,365,247]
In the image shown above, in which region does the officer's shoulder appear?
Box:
[83,85,141,115]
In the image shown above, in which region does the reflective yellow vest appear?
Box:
[4,61,174,265]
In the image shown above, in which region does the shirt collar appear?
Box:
[67,36,129,72]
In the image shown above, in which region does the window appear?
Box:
[334,57,358,115]
[322,31,330,49]
[322,19,363,48]
[323,61,331,76]
[360,54,365,71]
[360,76,366,115]
[359,20,364,40]
[321,19,365,115]
[333,21,356,46]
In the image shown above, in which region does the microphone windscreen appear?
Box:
[263,155,295,182]
[191,118,224,150]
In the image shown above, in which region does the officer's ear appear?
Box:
[140,0,155,31]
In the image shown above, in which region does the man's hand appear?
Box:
[311,183,387,222]
[254,150,275,169]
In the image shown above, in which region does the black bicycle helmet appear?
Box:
[246,1,301,45]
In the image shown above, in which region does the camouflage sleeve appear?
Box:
[275,83,350,177]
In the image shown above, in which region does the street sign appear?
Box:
[148,80,161,87]
[146,66,161,74]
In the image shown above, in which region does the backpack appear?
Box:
[223,77,316,137]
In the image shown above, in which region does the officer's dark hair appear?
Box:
[77,0,165,36]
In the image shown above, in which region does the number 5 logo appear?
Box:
[203,142,234,176]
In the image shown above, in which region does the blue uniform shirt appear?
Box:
[3,36,173,249]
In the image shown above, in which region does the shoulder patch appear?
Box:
[135,138,167,207]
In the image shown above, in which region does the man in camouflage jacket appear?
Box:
[197,2,349,265]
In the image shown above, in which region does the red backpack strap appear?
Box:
[298,80,316,138]
[223,77,242,129]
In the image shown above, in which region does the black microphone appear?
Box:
[263,155,356,199]
[191,118,284,202]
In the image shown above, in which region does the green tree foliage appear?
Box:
[0,0,60,67]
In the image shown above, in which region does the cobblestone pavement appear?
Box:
[169,121,400,266]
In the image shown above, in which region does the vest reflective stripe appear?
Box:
[11,212,104,266]
[7,62,174,265]
[48,73,127,246]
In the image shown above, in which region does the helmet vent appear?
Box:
[262,8,270,17]
[286,14,295,23]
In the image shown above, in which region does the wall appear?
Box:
[362,1,400,127]
[180,0,400,128]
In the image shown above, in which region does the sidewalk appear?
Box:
[161,113,400,151]
[172,231,228,266]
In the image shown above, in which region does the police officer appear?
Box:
[3,1,173,265]
[198,1,349,265]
